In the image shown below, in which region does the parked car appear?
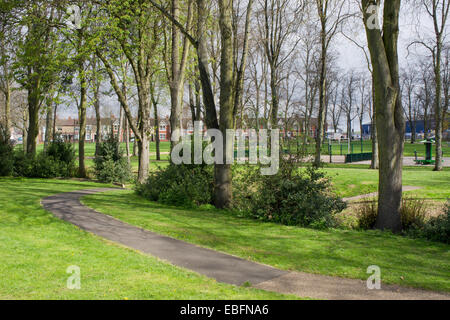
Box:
[326,132,343,141]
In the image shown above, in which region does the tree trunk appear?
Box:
[125,117,130,165]
[118,97,124,146]
[52,103,58,141]
[133,122,138,157]
[214,0,234,209]
[363,0,404,232]
[76,28,88,178]
[370,108,379,169]
[136,86,152,183]
[4,84,11,140]
[315,59,327,166]
[78,81,87,178]
[26,90,40,155]
[153,101,161,161]
[23,109,28,153]
[314,5,328,167]
[434,42,443,171]
[232,0,253,129]
[269,66,279,129]
[194,78,202,121]
[196,0,219,131]
[169,80,184,148]
[169,0,182,150]
[169,0,191,150]
[94,83,102,155]
[137,134,149,184]
[347,112,351,154]
[44,105,53,149]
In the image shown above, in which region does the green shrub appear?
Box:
[400,197,427,230]
[233,159,346,229]
[138,153,346,229]
[408,204,450,244]
[0,126,14,176]
[33,153,64,178]
[94,135,131,183]
[422,205,450,243]
[136,163,214,207]
[355,201,378,230]
[13,139,76,178]
[13,152,35,177]
[46,138,77,166]
[356,198,428,232]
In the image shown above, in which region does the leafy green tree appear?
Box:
[0,1,18,140]
[61,1,98,178]
[13,2,71,155]
[149,0,254,208]
[95,0,164,183]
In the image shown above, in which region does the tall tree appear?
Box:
[341,70,358,154]
[91,56,103,155]
[401,67,419,143]
[258,0,303,130]
[62,2,100,178]
[150,0,254,208]
[247,44,268,131]
[412,0,449,170]
[14,3,68,155]
[416,61,434,137]
[0,6,15,140]
[150,71,164,161]
[357,72,370,150]
[164,0,193,149]
[295,15,320,143]
[328,79,343,134]
[362,0,405,232]
[314,0,351,167]
[96,0,163,183]
[342,13,378,169]
[74,27,89,178]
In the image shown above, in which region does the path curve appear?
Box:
[42,189,449,300]
[343,186,422,202]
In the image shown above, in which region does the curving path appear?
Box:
[343,186,423,202]
[42,189,450,300]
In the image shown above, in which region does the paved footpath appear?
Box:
[343,186,423,202]
[41,189,450,300]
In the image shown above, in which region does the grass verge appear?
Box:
[324,167,450,200]
[0,177,295,299]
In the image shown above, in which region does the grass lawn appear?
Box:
[323,166,450,200]
[83,190,450,292]
[20,139,450,159]
[16,141,171,158]
[16,141,172,175]
[0,177,294,299]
